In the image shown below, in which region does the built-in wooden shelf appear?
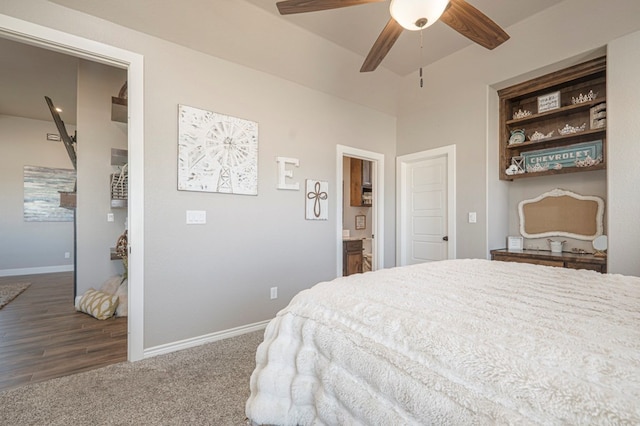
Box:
[111,82,128,123]
[111,96,127,123]
[505,128,606,150]
[498,56,607,180]
[59,191,76,209]
[505,97,606,126]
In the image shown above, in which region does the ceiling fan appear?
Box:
[275,0,510,72]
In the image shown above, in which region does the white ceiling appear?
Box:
[242,0,564,75]
[0,0,565,123]
[45,0,565,76]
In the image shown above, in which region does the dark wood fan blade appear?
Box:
[360,17,403,72]
[277,0,384,15]
[440,0,510,50]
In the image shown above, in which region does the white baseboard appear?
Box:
[0,265,74,277]
[143,319,270,359]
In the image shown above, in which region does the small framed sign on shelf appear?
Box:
[537,91,560,113]
[507,236,524,251]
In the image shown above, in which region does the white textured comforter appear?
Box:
[246,259,640,425]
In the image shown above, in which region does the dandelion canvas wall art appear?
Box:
[178,105,258,195]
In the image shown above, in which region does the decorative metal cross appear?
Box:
[307,181,328,218]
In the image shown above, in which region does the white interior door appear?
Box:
[397,146,456,266]
[406,157,447,264]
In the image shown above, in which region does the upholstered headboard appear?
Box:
[518,188,604,240]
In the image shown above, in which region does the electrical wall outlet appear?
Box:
[64,252,71,259]
[270,287,278,300]
[107,213,115,222]
[468,212,477,223]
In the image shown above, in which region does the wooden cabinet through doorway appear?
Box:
[343,240,363,276]
[350,158,372,207]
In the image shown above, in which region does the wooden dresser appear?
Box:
[490,249,606,273]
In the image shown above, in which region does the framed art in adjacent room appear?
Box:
[23,165,76,222]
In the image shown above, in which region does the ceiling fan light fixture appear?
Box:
[389,0,449,31]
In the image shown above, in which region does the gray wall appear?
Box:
[76,59,128,293]
[0,115,75,273]
[607,30,640,276]
[0,0,397,349]
[396,0,640,274]
[141,41,396,345]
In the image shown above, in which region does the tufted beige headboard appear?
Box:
[519,189,604,240]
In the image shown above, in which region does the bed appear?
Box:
[246,259,640,425]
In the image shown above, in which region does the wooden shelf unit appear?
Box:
[498,57,607,180]
[111,96,127,123]
[111,82,128,123]
[59,191,77,209]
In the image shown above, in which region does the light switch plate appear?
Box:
[186,210,206,224]
[468,212,477,223]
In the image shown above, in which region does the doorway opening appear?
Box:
[336,145,385,277]
[0,14,144,361]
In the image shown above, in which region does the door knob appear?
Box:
[442,236,449,241]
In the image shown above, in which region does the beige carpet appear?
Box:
[0,282,30,310]
[0,329,264,425]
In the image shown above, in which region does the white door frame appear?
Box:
[396,145,456,266]
[336,145,385,277]
[0,14,145,361]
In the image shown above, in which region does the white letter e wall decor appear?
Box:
[276,156,299,190]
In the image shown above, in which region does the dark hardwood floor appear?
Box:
[0,272,127,392]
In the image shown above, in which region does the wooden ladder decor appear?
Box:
[45,96,77,209]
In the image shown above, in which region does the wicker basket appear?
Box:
[110,164,128,200]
